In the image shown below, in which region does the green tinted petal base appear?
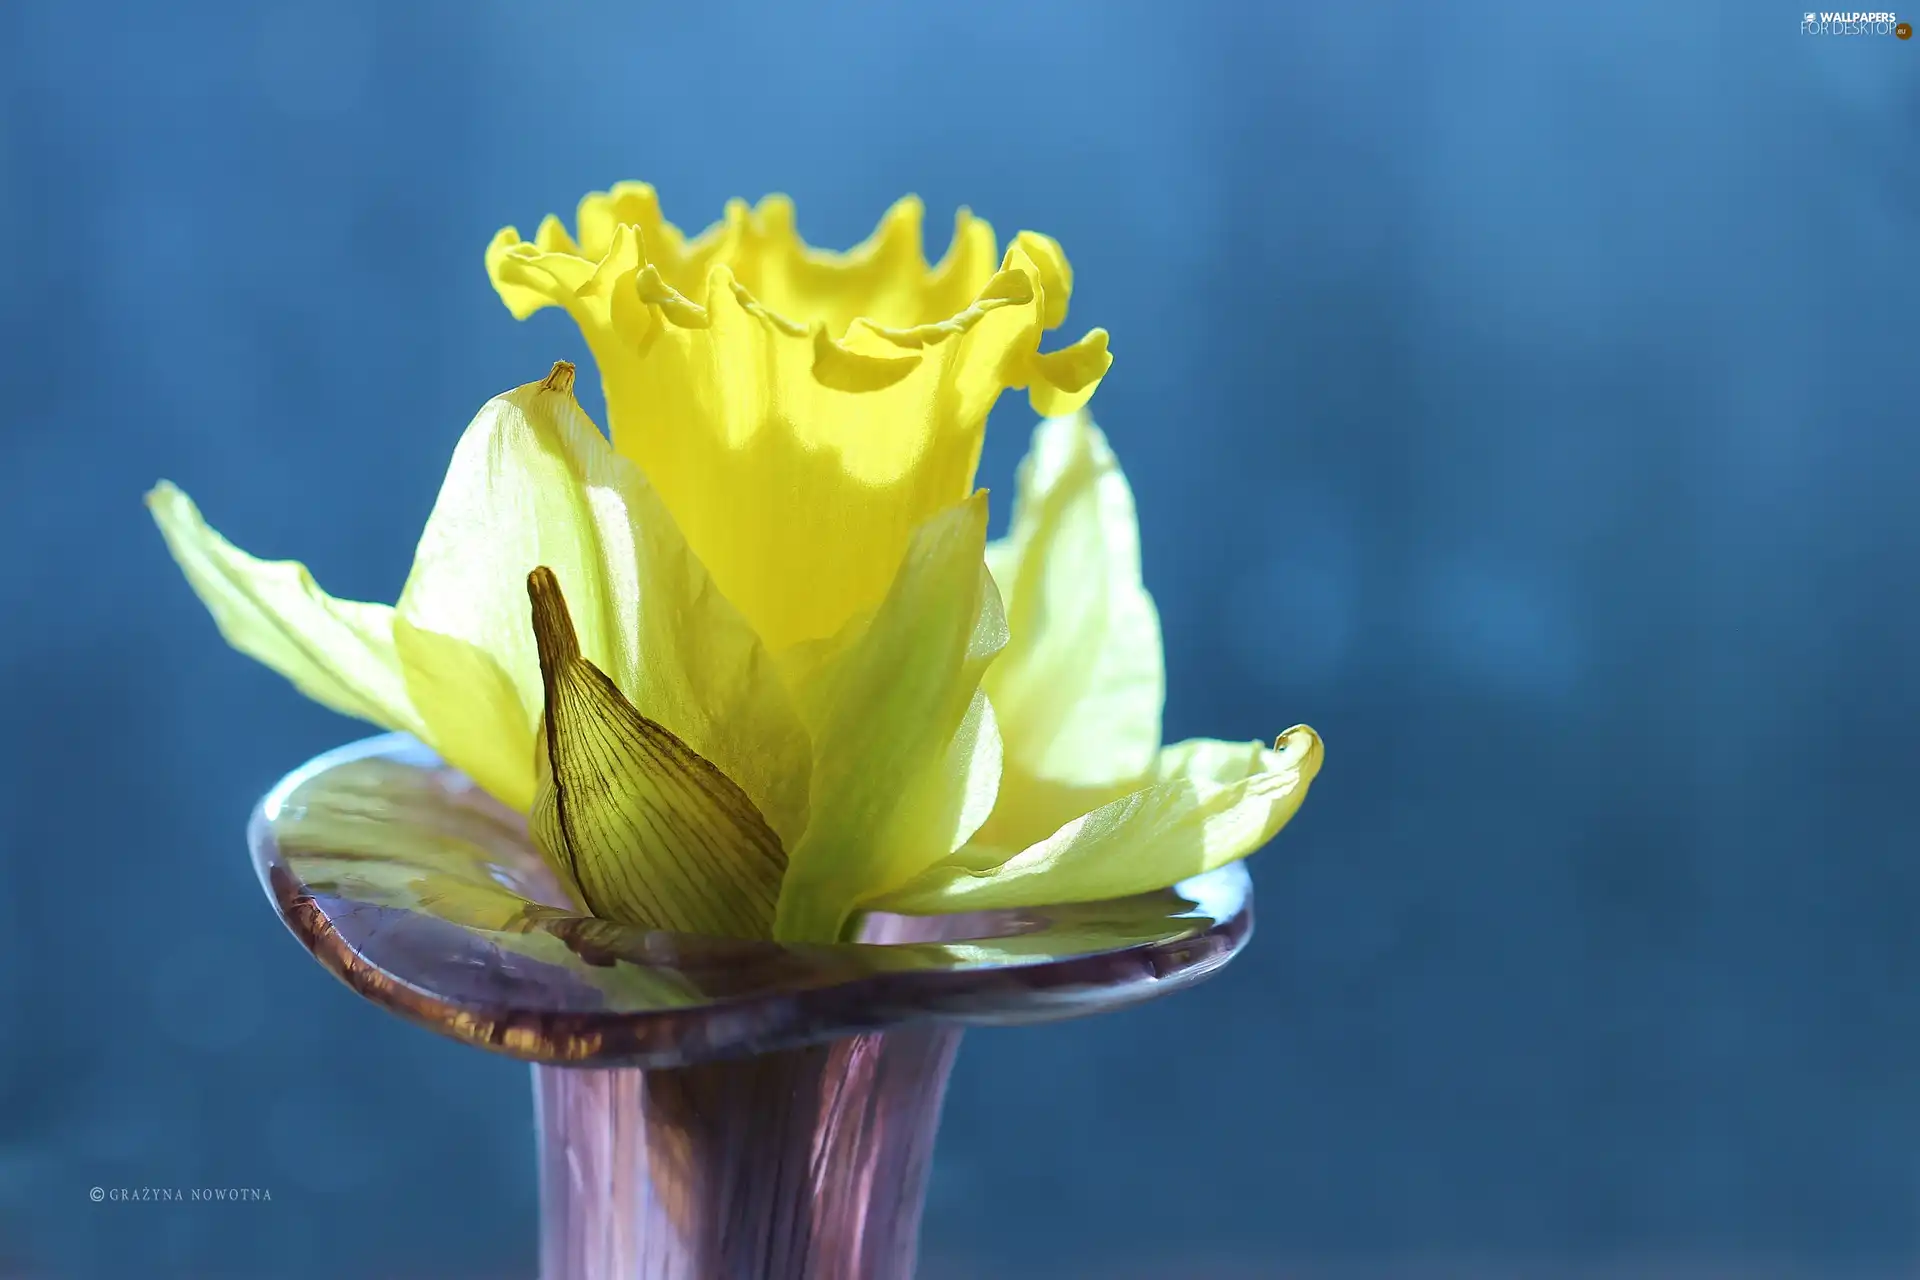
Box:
[249,734,1255,1279]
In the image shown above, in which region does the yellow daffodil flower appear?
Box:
[149,186,1322,944]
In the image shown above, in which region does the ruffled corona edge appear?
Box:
[486,183,1110,418]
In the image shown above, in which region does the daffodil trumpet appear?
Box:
[151,185,1323,946]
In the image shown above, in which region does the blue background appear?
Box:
[3,1,1917,1276]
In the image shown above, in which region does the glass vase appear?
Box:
[248,734,1253,1279]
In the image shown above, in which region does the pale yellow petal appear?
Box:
[773,493,1007,942]
[146,481,423,735]
[396,363,626,739]
[974,411,1165,853]
[394,363,810,839]
[939,688,1005,856]
[876,726,1324,914]
[391,622,538,814]
[527,569,786,939]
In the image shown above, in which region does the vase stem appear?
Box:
[534,1026,962,1280]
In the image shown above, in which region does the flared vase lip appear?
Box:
[249,733,1256,1069]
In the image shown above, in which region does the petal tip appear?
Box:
[1272,724,1325,775]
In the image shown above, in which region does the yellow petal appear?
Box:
[875,726,1325,914]
[527,568,787,939]
[394,363,811,839]
[772,493,1007,942]
[390,622,538,814]
[974,412,1166,852]
[487,186,1110,651]
[146,481,423,735]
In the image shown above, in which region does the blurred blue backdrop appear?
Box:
[3,1,1917,1276]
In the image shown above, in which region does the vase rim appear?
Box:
[249,732,1256,1069]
